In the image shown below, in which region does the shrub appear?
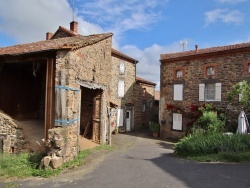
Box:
[174,133,250,157]
[149,122,160,133]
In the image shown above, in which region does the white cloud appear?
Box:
[205,9,244,26]
[0,0,103,44]
[80,0,168,34]
[121,41,186,90]
[215,0,246,4]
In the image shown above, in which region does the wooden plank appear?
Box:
[45,58,55,140]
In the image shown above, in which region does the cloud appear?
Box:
[121,41,186,90]
[205,9,244,26]
[79,0,168,34]
[215,0,246,4]
[0,0,103,44]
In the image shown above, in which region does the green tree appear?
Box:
[227,81,250,109]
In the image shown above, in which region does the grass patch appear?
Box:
[188,151,250,163]
[0,145,113,179]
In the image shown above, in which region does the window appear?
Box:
[248,64,250,73]
[173,113,182,131]
[173,84,183,101]
[118,80,124,98]
[119,61,125,74]
[206,66,215,76]
[199,83,221,101]
[176,70,183,78]
[143,88,146,96]
[142,103,146,112]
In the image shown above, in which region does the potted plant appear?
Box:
[150,122,160,138]
[113,127,118,135]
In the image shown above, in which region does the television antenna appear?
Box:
[180,40,187,52]
[72,0,75,21]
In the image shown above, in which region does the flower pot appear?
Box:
[153,132,158,138]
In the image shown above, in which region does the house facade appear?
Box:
[0,21,156,167]
[160,43,250,139]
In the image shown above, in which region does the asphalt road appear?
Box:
[2,131,250,188]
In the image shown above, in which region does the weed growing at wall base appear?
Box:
[0,145,113,180]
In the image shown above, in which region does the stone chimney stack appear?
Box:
[195,45,198,52]
[46,32,53,40]
[70,21,78,33]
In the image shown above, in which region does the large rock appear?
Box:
[51,155,63,169]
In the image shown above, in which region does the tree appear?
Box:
[227,81,250,110]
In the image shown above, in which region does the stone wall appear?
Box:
[134,82,155,129]
[160,51,250,139]
[41,36,112,168]
[110,56,136,106]
[0,111,26,153]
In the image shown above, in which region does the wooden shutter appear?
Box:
[173,113,182,130]
[173,84,183,101]
[199,84,205,101]
[215,83,221,101]
[118,80,124,98]
[117,109,124,127]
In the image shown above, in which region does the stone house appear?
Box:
[159,43,250,139]
[0,21,156,167]
[134,77,156,128]
[0,24,113,166]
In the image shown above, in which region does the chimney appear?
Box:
[70,21,78,33]
[195,45,198,52]
[46,32,53,40]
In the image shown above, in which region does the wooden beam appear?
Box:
[45,58,55,140]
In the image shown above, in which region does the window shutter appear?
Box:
[118,80,124,97]
[173,113,182,130]
[199,84,205,101]
[215,83,221,101]
[174,84,183,101]
[117,109,124,127]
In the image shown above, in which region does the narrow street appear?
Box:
[2,130,250,188]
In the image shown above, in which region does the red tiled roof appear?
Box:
[160,42,250,62]
[136,77,156,86]
[50,24,138,64]
[0,33,113,56]
[51,26,78,39]
[111,48,138,63]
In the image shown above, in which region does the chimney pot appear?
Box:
[70,21,78,33]
[46,32,53,40]
[195,45,198,52]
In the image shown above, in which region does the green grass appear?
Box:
[188,151,250,163]
[0,145,113,179]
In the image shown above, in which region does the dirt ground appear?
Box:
[15,120,46,153]
[15,120,99,152]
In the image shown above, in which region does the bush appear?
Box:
[174,133,250,157]
[149,122,160,133]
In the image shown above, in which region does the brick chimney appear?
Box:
[70,21,78,33]
[46,32,53,40]
[195,45,198,52]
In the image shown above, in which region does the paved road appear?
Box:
[2,130,250,188]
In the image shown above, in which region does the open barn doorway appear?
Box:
[0,60,47,152]
[79,86,102,150]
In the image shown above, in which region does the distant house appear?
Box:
[0,21,156,167]
[159,43,250,139]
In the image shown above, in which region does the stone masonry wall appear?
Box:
[160,51,250,139]
[110,56,136,106]
[134,83,155,129]
[41,37,112,168]
[0,111,26,153]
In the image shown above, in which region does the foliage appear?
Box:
[192,104,226,134]
[174,133,250,157]
[227,80,250,109]
[0,145,113,179]
[149,122,160,133]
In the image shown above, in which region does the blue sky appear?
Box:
[0,0,250,89]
